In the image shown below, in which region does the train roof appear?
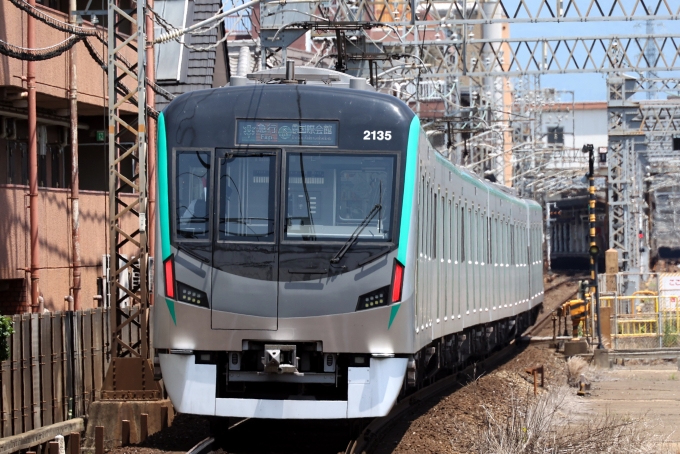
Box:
[434,152,541,211]
[162,83,415,151]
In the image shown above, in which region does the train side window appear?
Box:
[453,203,458,262]
[467,207,472,263]
[443,196,449,262]
[493,217,500,264]
[497,217,501,264]
[487,216,492,264]
[432,191,437,259]
[471,210,476,263]
[504,220,507,263]
[460,205,466,262]
[479,209,484,263]
[440,196,445,260]
[426,183,431,258]
[426,182,431,258]
[510,224,515,265]
[491,217,495,264]
[505,221,510,265]
[473,209,479,263]
[175,149,212,241]
[479,210,483,262]
[418,176,424,255]
[446,199,452,262]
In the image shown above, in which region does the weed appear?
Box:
[469,387,674,454]
[565,356,587,387]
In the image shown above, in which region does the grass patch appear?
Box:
[469,387,673,454]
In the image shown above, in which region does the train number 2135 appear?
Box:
[363,130,392,141]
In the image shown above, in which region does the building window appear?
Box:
[547,126,564,144]
[673,137,680,151]
[154,0,190,82]
[0,279,27,314]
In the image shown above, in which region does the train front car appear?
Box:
[153,82,420,419]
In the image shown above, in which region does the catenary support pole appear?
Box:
[147,0,156,288]
[27,0,40,312]
[70,0,81,310]
[584,144,604,349]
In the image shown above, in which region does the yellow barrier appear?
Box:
[599,295,680,347]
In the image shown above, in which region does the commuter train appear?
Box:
[152,66,544,423]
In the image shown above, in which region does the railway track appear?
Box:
[524,273,587,338]
[543,273,584,295]
[523,290,578,337]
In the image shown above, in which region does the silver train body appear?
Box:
[153,68,544,420]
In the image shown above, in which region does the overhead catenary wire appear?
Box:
[8,0,100,37]
[0,35,82,61]
[153,0,260,44]
[6,0,173,112]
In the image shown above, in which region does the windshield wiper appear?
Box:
[330,203,382,264]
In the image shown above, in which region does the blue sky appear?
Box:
[510,20,680,101]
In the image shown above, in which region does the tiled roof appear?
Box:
[155,0,224,111]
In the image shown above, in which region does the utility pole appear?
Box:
[583,144,604,349]
[70,0,82,310]
[545,201,553,271]
[27,0,40,312]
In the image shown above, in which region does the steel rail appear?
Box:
[524,290,579,337]
[186,437,215,454]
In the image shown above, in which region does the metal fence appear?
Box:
[0,308,143,439]
[600,294,680,349]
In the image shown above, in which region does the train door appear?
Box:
[211,149,279,330]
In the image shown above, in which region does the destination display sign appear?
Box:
[236,120,338,146]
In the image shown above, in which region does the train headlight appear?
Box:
[176,281,209,308]
[356,285,391,311]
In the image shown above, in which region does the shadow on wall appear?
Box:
[0,1,11,88]
[0,186,30,313]
[0,185,114,312]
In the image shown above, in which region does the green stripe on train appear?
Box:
[391,116,420,330]
[165,298,177,325]
[158,114,176,325]
[158,112,171,261]
[397,116,420,265]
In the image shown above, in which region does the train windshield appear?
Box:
[218,154,276,242]
[284,153,396,242]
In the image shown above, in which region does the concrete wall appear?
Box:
[0,184,139,312]
[541,103,608,151]
[573,108,608,151]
